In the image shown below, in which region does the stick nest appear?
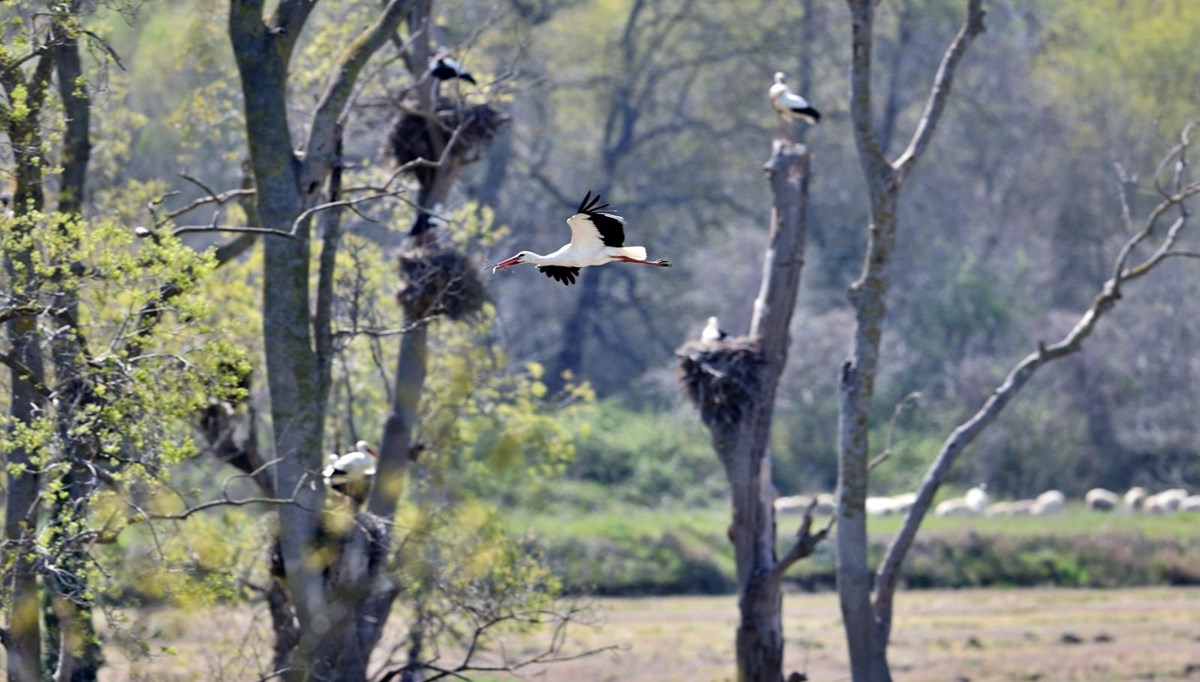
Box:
[396,247,486,320]
[385,100,505,185]
[676,337,765,428]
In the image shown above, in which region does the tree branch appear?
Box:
[0,351,53,398]
[871,125,1198,639]
[772,497,835,581]
[892,0,985,186]
[299,0,412,195]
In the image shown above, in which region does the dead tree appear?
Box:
[677,141,827,682]
[836,2,985,680]
[862,123,1199,679]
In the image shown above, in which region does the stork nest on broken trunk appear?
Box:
[396,247,485,320]
[385,99,505,186]
[677,337,765,428]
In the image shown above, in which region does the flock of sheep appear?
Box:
[774,485,1200,518]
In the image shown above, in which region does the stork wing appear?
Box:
[538,265,580,285]
[566,191,626,248]
[781,91,811,110]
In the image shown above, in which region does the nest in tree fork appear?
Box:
[396,247,486,320]
[385,99,505,185]
[676,337,765,428]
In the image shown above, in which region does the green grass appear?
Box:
[504,503,1200,594]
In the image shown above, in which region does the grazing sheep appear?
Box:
[1031,490,1066,516]
[1085,488,1120,512]
[1123,486,1148,512]
[1179,495,1200,513]
[866,492,919,516]
[985,499,1036,517]
[774,493,837,516]
[935,497,973,517]
[1144,488,1188,514]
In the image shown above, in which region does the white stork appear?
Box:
[491,191,671,286]
[322,440,379,503]
[701,316,729,342]
[769,72,821,125]
[428,54,477,85]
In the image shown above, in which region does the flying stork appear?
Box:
[769,71,821,125]
[428,54,477,85]
[322,440,379,504]
[491,191,671,286]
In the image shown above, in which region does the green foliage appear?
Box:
[1034,0,1200,143]
[553,400,725,507]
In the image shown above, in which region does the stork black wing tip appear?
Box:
[577,190,610,215]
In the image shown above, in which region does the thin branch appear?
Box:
[167,224,296,239]
[0,351,53,397]
[868,391,921,472]
[773,496,836,581]
[892,0,985,185]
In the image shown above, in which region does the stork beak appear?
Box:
[368,447,379,459]
[492,254,523,272]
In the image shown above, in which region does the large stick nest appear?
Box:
[396,247,486,320]
[385,99,505,185]
[676,337,765,428]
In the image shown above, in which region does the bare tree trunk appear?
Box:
[836,2,984,680]
[679,141,820,682]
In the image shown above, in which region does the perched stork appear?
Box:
[322,440,379,504]
[769,72,821,125]
[428,54,477,85]
[701,316,729,342]
[491,191,670,286]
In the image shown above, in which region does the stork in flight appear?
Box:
[769,72,821,127]
[491,191,670,285]
[323,440,379,504]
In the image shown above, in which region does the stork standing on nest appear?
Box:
[491,191,671,285]
[323,440,379,505]
[769,71,820,139]
[701,316,729,342]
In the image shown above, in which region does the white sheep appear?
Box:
[1179,495,1200,513]
[1085,488,1120,512]
[866,492,918,516]
[964,485,990,514]
[1030,490,1065,516]
[985,499,1035,517]
[935,497,972,517]
[1144,488,1188,514]
[1123,486,1148,512]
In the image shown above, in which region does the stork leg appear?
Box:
[614,256,672,267]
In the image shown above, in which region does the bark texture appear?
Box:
[836,2,984,680]
[678,141,815,682]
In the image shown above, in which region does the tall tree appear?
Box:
[677,140,826,682]
[835,1,984,680]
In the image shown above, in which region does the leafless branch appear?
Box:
[168,224,297,239]
[872,123,1200,638]
[868,391,921,472]
[892,0,986,185]
[773,496,835,581]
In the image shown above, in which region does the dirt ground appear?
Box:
[99,586,1200,681]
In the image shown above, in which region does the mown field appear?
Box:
[102,587,1200,681]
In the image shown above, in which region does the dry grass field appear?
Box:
[97,586,1200,681]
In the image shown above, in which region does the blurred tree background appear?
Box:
[3,0,1200,675]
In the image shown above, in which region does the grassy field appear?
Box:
[99,586,1200,681]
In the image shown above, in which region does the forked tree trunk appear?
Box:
[679,141,812,682]
[836,2,983,679]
